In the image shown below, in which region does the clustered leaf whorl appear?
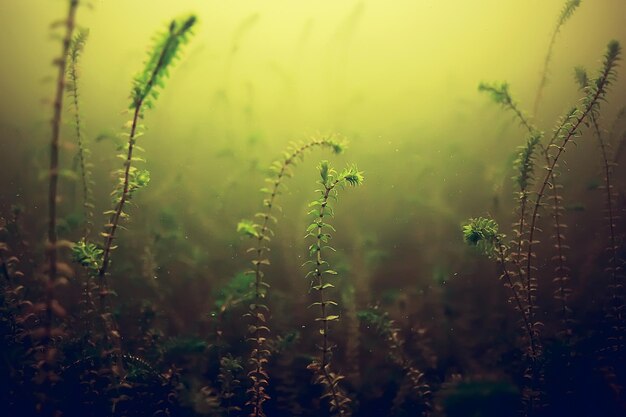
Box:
[131,14,197,110]
[462,217,502,258]
[72,239,103,276]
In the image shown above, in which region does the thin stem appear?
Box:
[496,240,536,357]
[314,178,345,416]
[45,0,78,346]
[68,46,91,239]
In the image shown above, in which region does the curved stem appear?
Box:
[247,138,340,416]
[526,64,614,342]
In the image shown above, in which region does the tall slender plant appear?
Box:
[237,135,346,417]
[96,15,197,319]
[67,28,93,241]
[304,161,363,416]
[45,0,79,351]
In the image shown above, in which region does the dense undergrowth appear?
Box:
[1,1,625,417]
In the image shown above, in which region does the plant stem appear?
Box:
[45,0,78,346]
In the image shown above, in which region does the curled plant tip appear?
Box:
[339,165,364,187]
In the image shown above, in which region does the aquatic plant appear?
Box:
[238,135,346,417]
[218,354,244,416]
[44,0,79,357]
[533,0,582,116]
[478,82,536,134]
[480,80,574,338]
[97,15,197,318]
[66,28,93,240]
[357,307,432,416]
[574,67,625,379]
[470,40,621,416]
[304,161,363,416]
[525,41,621,339]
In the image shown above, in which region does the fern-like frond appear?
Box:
[131,14,197,111]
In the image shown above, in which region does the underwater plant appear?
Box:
[574,66,624,330]
[468,40,621,416]
[218,354,244,416]
[525,40,621,332]
[237,135,345,417]
[357,307,432,416]
[66,28,93,240]
[574,67,625,389]
[303,161,363,416]
[96,15,197,321]
[44,0,79,353]
[479,81,574,337]
[533,0,582,116]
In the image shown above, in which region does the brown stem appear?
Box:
[591,116,621,322]
[496,241,536,357]
[45,0,78,346]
